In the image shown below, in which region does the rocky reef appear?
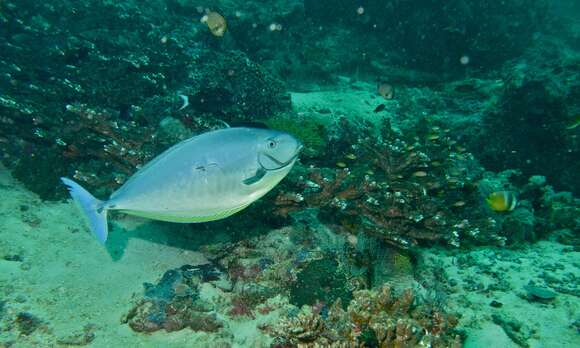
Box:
[0,0,289,199]
[122,225,463,346]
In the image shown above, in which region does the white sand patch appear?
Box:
[421,242,580,348]
[290,79,396,127]
[0,166,213,347]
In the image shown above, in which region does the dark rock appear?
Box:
[490,300,503,308]
[124,265,223,333]
[524,284,557,301]
[478,65,580,195]
[57,325,96,347]
[491,313,531,347]
[15,312,41,336]
[501,208,536,244]
[304,0,548,73]
[14,295,27,303]
[2,254,22,262]
[289,256,352,308]
[0,300,5,319]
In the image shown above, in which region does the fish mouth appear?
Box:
[260,144,302,171]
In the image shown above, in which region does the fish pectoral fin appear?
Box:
[243,167,266,185]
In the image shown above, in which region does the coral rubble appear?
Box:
[269,284,461,347]
[123,264,223,333]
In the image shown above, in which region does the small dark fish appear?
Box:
[118,104,132,120]
[374,104,386,113]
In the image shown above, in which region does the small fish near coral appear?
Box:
[377,82,395,100]
[373,104,386,113]
[486,191,518,212]
[61,128,302,244]
[202,11,227,37]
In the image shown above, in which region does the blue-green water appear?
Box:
[0,1,579,347]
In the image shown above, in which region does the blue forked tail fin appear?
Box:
[60,177,108,244]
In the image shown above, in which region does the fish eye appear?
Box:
[267,140,277,149]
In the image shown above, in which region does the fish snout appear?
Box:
[296,140,304,153]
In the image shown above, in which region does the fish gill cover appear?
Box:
[0,0,579,347]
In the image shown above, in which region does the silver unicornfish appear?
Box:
[61,127,302,243]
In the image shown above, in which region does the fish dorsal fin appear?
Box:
[243,167,266,185]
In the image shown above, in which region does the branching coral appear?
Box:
[273,118,494,250]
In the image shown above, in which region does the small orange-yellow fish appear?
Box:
[412,171,428,177]
[377,82,394,100]
[486,191,517,212]
[336,162,347,168]
[345,153,357,160]
[203,11,227,37]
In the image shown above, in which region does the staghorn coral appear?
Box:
[270,284,461,348]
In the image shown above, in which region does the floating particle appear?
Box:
[269,23,282,31]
